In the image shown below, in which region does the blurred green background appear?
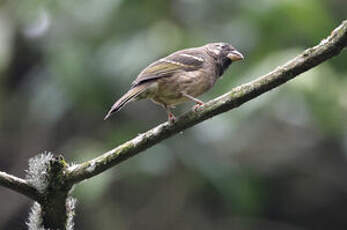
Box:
[1,0,347,229]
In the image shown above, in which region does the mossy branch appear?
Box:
[65,20,347,185]
[0,171,42,202]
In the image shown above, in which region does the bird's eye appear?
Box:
[217,44,228,50]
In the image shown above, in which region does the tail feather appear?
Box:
[104,84,149,120]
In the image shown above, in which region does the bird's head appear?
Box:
[206,42,244,76]
[206,42,244,62]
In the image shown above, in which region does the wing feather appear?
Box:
[132,49,205,87]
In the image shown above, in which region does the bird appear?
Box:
[104,42,244,122]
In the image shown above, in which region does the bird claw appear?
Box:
[193,102,205,112]
[168,113,177,124]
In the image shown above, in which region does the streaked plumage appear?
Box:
[105,42,244,122]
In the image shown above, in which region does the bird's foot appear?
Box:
[168,112,177,124]
[193,101,205,112]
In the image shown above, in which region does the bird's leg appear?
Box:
[164,105,176,124]
[182,93,205,111]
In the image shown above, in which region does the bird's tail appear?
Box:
[104,84,149,120]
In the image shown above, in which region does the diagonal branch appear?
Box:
[66,20,347,185]
[0,171,42,202]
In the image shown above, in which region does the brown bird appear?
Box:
[104,42,244,122]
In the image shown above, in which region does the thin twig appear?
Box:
[0,171,42,202]
[67,20,346,184]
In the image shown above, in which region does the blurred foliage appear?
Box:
[0,0,347,229]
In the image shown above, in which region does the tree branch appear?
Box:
[66,20,347,185]
[0,171,42,202]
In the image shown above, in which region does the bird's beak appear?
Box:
[227,50,244,61]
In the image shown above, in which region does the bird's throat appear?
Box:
[217,57,232,77]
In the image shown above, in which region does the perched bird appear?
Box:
[104,42,244,122]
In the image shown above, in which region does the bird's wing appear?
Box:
[131,50,205,87]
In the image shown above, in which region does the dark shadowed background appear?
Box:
[1,0,347,229]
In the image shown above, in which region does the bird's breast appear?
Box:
[152,69,216,106]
